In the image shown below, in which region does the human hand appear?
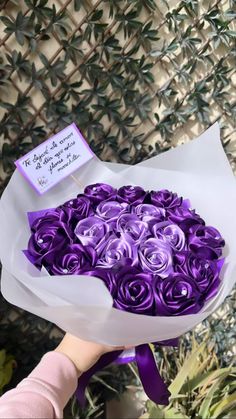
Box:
[55,333,125,375]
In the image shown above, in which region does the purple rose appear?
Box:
[133,204,166,222]
[96,201,129,223]
[117,185,146,205]
[28,221,72,268]
[117,214,149,243]
[82,269,117,294]
[60,195,93,228]
[83,183,117,206]
[167,207,204,233]
[96,236,136,268]
[139,238,173,277]
[154,273,203,316]
[44,244,97,275]
[113,267,154,315]
[178,253,223,299]
[75,216,110,247]
[152,223,186,251]
[188,225,225,259]
[150,189,182,209]
[30,207,69,232]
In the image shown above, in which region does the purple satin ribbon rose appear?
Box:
[43,244,97,275]
[30,207,69,232]
[188,225,225,259]
[133,204,166,222]
[180,253,223,300]
[139,238,173,277]
[152,223,185,252]
[150,189,182,209]
[75,216,110,247]
[60,196,94,228]
[28,221,72,268]
[96,201,129,223]
[167,207,204,233]
[154,273,203,316]
[117,214,149,243]
[113,267,154,315]
[82,269,117,295]
[117,185,146,205]
[96,236,136,269]
[83,183,117,206]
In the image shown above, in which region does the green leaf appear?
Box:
[164,407,188,418]
[199,372,231,418]
[210,390,236,417]
[182,367,235,393]
[74,0,83,11]
[169,341,207,396]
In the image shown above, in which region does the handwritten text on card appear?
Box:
[15,123,93,194]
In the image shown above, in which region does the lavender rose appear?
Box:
[150,189,182,209]
[44,244,97,275]
[96,236,136,268]
[117,214,149,243]
[139,238,173,277]
[133,204,166,222]
[117,185,146,205]
[113,267,154,315]
[96,201,129,223]
[82,269,117,294]
[75,216,110,247]
[152,223,185,251]
[154,273,203,316]
[188,225,225,259]
[83,183,117,206]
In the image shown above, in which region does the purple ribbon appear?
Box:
[76,338,179,407]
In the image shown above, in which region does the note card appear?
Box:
[15,123,94,194]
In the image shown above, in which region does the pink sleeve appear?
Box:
[0,351,78,418]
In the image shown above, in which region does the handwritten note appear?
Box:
[15,123,94,194]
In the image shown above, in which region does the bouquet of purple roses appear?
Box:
[26,183,225,319]
[0,123,236,405]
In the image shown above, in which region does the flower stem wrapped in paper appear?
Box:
[0,123,235,405]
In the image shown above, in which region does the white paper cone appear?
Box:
[0,123,235,346]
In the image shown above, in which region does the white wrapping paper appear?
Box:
[1,123,236,346]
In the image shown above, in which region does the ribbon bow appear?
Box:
[76,338,179,406]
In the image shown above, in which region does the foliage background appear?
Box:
[0,0,235,417]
